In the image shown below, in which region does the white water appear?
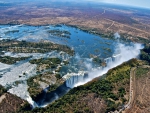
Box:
[64,43,143,88]
[0,62,11,70]
[0,25,144,108]
[0,62,37,86]
[3,51,70,61]
[8,83,38,108]
[26,95,38,108]
[0,62,37,107]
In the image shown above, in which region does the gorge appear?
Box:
[0,24,143,108]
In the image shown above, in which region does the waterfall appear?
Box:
[112,54,121,62]
[26,95,38,108]
[64,71,88,88]
[65,54,122,88]
[104,57,113,65]
[104,54,121,66]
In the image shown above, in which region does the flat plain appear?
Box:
[0,1,150,40]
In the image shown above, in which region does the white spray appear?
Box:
[65,33,143,88]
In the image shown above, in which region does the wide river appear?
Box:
[0,24,142,107]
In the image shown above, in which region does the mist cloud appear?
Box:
[65,41,143,88]
[114,32,120,39]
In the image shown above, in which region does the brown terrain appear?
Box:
[0,1,150,40]
[0,93,27,113]
[125,66,150,113]
[74,93,107,113]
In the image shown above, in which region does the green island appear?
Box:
[27,57,64,101]
[0,39,74,55]
[103,48,112,52]
[47,29,71,38]
[0,56,30,64]
[75,26,115,39]
[29,57,61,72]
[92,57,106,66]
[27,72,64,102]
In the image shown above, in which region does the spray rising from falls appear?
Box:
[64,42,143,88]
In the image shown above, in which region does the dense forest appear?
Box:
[140,44,150,63]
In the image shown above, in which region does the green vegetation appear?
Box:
[93,57,102,64]
[5,29,19,34]
[27,75,42,101]
[66,25,115,39]
[118,87,126,97]
[63,60,69,65]
[30,57,61,68]
[53,25,62,27]
[103,48,112,52]
[20,59,140,113]
[29,57,61,72]
[0,39,74,55]
[55,73,61,79]
[30,58,61,65]
[75,26,114,39]
[136,67,150,77]
[14,81,23,86]
[0,56,30,64]
[27,72,63,102]
[47,29,71,38]
[18,101,32,112]
[27,57,64,101]
[47,84,59,93]
[137,37,150,44]
[140,44,150,63]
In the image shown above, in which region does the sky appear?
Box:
[0,0,150,9]
[88,0,150,9]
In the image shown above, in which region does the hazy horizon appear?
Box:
[87,0,150,9]
[0,0,150,9]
